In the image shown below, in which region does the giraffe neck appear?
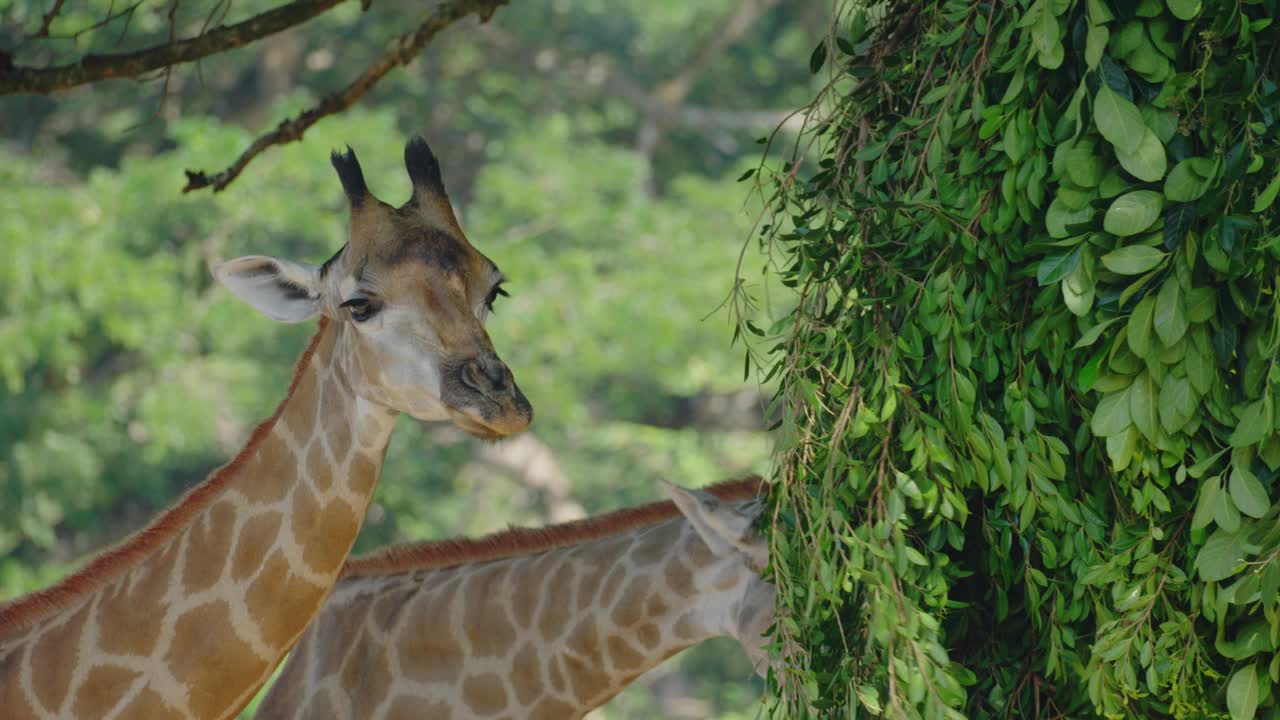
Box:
[256,514,757,720]
[0,319,401,720]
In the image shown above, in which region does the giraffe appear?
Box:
[0,137,533,720]
[254,476,775,720]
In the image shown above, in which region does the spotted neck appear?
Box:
[0,319,399,720]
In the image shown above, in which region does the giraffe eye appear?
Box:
[484,283,509,312]
[340,297,378,322]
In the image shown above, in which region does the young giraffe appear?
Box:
[0,137,532,720]
[254,477,775,720]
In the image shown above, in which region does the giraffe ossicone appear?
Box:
[0,137,531,720]
[254,477,776,720]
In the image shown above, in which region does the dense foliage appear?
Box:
[1,1,821,716]
[750,1,1280,718]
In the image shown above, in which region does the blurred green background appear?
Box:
[0,0,819,715]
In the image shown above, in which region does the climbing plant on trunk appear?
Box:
[744,0,1280,717]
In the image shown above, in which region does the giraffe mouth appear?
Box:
[447,410,510,441]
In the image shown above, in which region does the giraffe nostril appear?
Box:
[460,359,488,394]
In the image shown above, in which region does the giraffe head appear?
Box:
[214,137,532,439]
[664,481,776,676]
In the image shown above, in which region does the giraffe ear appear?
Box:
[215,255,323,323]
[663,481,766,569]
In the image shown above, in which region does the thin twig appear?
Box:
[34,0,68,37]
[1,0,350,95]
[182,0,510,193]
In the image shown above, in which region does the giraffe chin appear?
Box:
[446,410,520,441]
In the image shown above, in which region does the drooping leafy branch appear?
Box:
[744,0,1280,717]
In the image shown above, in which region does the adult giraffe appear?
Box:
[0,137,532,720]
[255,477,776,720]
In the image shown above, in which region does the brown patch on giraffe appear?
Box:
[246,549,326,649]
[462,672,508,715]
[305,441,332,493]
[181,499,237,594]
[563,650,613,705]
[509,642,543,705]
[326,414,353,464]
[607,636,645,671]
[664,558,695,597]
[241,434,293,505]
[636,622,661,650]
[341,476,765,578]
[563,615,601,661]
[686,530,718,567]
[29,599,91,712]
[609,576,649,629]
[168,600,267,718]
[116,686,184,719]
[537,562,575,642]
[339,629,394,705]
[347,453,380,496]
[463,567,516,657]
[0,319,333,634]
[645,593,670,619]
[384,695,453,720]
[72,663,141,716]
[97,542,178,656]
[231,511,284,581]
[530,697,579,720]
[302,501,360,572]
[289,485,322,540]
[0,645,38,717]
[714,563,742,591]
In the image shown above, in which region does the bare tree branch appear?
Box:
[651,0,782,108]
[182,0,509,193]
[1,0,352,96]
[34,0,69,38]
[471,433,586,523]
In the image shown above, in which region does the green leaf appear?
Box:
[809,41,827,73]
[1166,158,1214,201]
[1046,198,1094,238]
[1229,465,1270,518]
[1104,190,1163,236]
[1101,245,1167,275]
[1252,169,1280,213]
[1192,477,1220,530]
[1115,128,1167,182]
[1167,0,1202,20]
[1085,24,1109,69]
[1153,277,1188,347]
[1065,147,1105,187]
[1091,387,1132,437]
[1062,260,1095,316]
[1129,370,1158,442]
[1230,400,1269,447]
[1227,664,1259,720]
[1074,317,1122,349]
[1128,293,1155,358]
[1196,528,1245,582]
[1094,84,1146,153]
[1037,246,1083,285]
[1158,375,1196,433]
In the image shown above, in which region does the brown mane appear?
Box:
[341,475,766,578]
[0,318,333,635]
